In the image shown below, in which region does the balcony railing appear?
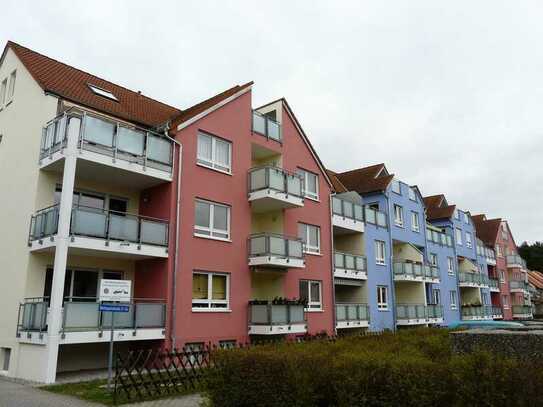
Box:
[248,303,305,326]
[252,111,281,142]
[17,297,166,337]
[334,252,367,272]
[364,206,388,228]
[393,262,424,280]
[506,255,527,269]
[332,197,364,223]
[492,306,503,316]
[335,303,370,322]
[426,229,453,247]
[488,278,500,290]
[458,271,489,287]
[424,265,440,281]
[29,204,169,247]
[510,280,528,290]
[248,233,304,261]
[461,305,493,319]
[248,166,303,198]
[396,304,443,321]
[40,111,174,173]
[512,305,532,316]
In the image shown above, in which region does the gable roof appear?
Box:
[172,81,253,129]
[472,215,502,247]
[529,271,543,290]
[423,194,445,209]
[335,164,394,194]
[326,170,348,193]
[423,194,456,221]
[3,41,181,128]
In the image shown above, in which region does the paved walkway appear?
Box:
[0,378,203,407]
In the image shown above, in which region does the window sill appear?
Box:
[376,262,386,266]
[192,308,232,313]
[304,251,322,257]
[305,308,324,313]
[196,162,232,176]
[304,196,320,203]
[411,229,420,233]
[377,308,389,312]
[394,223,404,228]
[193,233,232,243]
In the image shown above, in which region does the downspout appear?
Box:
[385,194,397,332]
[329,194,337,335]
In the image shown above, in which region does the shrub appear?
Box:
[204,329,543,407]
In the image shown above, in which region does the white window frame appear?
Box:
[447,257,455,275]
[499,269,505,282]
[429,253,438,266]
[375,240,386,265]
[0,78,6,107]
[456,228,463,246]
[298,223,321,254]
[88,83,118,101]
[464,213,470,225]
[411,211,419,232]
[196,132,232,174]
[377,286,388,310]
[393,204,404,227]
[466,232,472,248]
[408,187,417,201]
[6,70,16,103]
[191,272,230,311]
[450,291,458,309]
[300,280,322,311]
[496,245,502,257]
[297,169,319,201]
[502,295,509,308]
[454,209,460,220]
[432,289,441,305]
[194,199,231,241]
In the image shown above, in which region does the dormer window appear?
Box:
[88,84,118,101]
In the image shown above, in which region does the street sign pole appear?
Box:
[107,309,115,391]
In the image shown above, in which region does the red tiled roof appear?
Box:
[472,216,501,247]
[171,81,253,128]
[3,41,181,128]
[326,170,348,193]
[335,164,394,194]
[423,194,456,220]
[423,194,445,209]
[528,271,543,290]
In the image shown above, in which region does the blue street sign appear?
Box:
[99,304,130,313]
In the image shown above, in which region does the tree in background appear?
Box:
[519,241,543,271]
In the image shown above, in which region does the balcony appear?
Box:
[364,206,388,229]
[28,205,169,259]
[335,303,370,329]
[252,111,281,143]
[248,302,306,335]
[17,297,166,345]
[461,305,493,321]
[488,278,500,292]
[458,272,489,288]
[393,262,433,282]
[248,233,304,269]
[512,305,533,319]
[485,249,496,265]
[507,255,527,270]
[332,197,364,234]
[426,229,453,247]
[334,252,367,280]
[424,265,440,283]
[248,167,303,212]
[39,110,174,188]
[396,304,443,325]
[492,306,503,319]
[509,280,530,294]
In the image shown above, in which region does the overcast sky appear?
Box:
[2,1,542,243]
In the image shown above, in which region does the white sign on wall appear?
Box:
[99,279,132,302]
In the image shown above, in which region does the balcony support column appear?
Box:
[44,117,80,384]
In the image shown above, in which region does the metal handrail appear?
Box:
[334,251,367,272]
[335,303,370,321]
[248,233,304,259]
[332,196,364,222]
[248,303,306,325]
[251,111,282,142]
[247,166,304,198]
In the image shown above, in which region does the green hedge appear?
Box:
[205,329,543,407]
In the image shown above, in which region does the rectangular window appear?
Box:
[433,289,441,305]
[393,204,404,227]
[429,253,438,266]
[298,223,320,254]
[466,232,472,248]
[499,269,505,282]
[375,240,386,265]
[455,228,462,245]
[197,132,232,173]
[411,211,419,232]
[408,187,417,201]
[377,286,388,310]
[450,291,458,309]
[464,213,470,224]
[454,209,460,220]
[447,257,454,275]
[496,245,502,257]
[391,180,401,194]
[192,272,229,310]
[297,169,319,200]
[194,199,230,240]
[7,71,16,101]
[299,280,322,310]
[0,79,6,106]
[502,295,509,308]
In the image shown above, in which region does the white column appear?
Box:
[43,115,80,383]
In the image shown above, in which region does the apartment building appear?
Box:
[472,215,533,320]
[330,164,450,329]
[0,41,335,383]
[424,195,492,322]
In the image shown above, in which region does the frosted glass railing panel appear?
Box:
[71,208,107,237]
[63,302,101,330]
[141,220,168,246]
[117,127,145,156]
[108,214,139,241]
[84,116,115,147]
[135,303,165,328]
